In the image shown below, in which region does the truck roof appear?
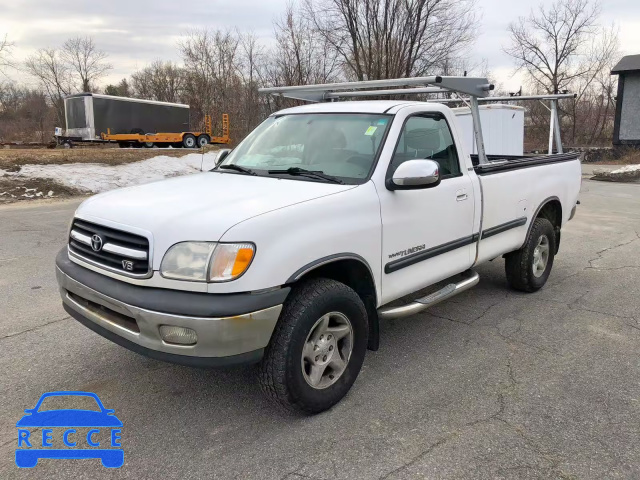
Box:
[273,100,434,116]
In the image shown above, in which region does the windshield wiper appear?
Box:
[267,167,344,184]
[218,164,257,176]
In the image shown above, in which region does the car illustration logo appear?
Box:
[91,235,103,252]
[15,391,123,468]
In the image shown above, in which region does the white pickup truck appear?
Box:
[55,77,581,414]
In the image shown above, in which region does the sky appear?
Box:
[2,0,640,93]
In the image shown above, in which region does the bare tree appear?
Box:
[179,29,243,133]
[237,32,270,131]
[0,83,54,142]
[305,0,477,81]
[505,0,605,94]
[130,61,184,102]
[62,36,112,92]
[263,3,341,111]
[0,34,14,76]
[273,3,340,85]
[24,49,72,125]
[505,0,619,146]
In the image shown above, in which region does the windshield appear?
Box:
[218,113,392,184]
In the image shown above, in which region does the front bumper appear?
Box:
[56,248,288,367]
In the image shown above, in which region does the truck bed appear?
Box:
[469,152,582,266]
[470,153,580,175]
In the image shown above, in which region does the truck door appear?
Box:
[375,111,476,303]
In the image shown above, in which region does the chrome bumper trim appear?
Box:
[56,267,282,358]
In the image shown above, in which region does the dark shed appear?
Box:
[611,54,640,146]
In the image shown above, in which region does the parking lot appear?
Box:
[0,178,638,479]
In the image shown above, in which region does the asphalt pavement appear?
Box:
[1,179,639,479]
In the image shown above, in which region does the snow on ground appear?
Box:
[592,163,640,183]
[611,164,640,174]
[0,152,218,194]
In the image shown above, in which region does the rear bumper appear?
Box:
[55,248,288,367]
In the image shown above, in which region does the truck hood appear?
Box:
[76,172,355,262]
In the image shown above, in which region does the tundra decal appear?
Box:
[388,244,426,259]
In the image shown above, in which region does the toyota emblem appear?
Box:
[91,234,103,252]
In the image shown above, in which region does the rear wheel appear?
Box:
[197,134,210,148]
[118,141,128,149]
[505,217,556,292]
[258,278,368,415]
[183,134,197,148]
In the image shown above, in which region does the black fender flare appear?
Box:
[522,196,562,252]
[286,253,380,351]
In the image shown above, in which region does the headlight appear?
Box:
[160,242,255,282]
[160,242,216,281]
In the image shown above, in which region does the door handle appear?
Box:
[456,193,468,201]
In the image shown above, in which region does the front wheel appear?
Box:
[505,217,556,292]
[258,278,368,414]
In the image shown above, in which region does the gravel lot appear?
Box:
[0,179,638,479]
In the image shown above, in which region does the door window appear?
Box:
[390,115,461,178]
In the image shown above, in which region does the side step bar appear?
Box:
[377,270,480,320]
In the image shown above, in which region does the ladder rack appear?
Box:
[259,76,494,164]
[259,76,574,162]
[259,76,494,102]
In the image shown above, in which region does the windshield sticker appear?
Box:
[364,126,378,136]
[377,119,388,125]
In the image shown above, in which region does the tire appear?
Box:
[118,142,128,149]
[258,278,368,415]
[129,129,145,148]
[183,134,197,148]
[197,135,210,148]
[505,217,556,292]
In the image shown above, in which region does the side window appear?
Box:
[391,115,461,178]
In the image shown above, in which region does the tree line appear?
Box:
[0,0,620,149]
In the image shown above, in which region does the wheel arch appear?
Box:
[524,196,562,253]
[286,254,380,351]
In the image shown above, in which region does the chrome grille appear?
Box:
[68,219,150,277]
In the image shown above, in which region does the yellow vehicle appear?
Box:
[101,114,230,148]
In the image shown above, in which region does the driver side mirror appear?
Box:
[387,159,441,190]
[215,148,232,166]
